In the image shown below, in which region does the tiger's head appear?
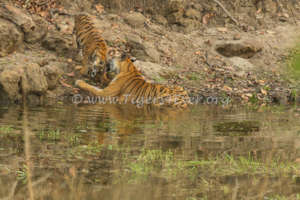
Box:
[106,54,137,75]
[88,50,107,78]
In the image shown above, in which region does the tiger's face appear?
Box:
[88,51,107,78]
[106,54,137,75]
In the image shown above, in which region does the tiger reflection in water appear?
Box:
[91,103,190,145]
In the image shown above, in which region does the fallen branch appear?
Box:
[213,0,239,25]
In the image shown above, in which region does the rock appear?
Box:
[0,62,48,104]
[229,57,255,77]
[107,14,122,21]
[215,40,262,58]
[24,15,48,43]
[270,90,289,105]
[0,18,23,57]
[184,8,201,19]
[144,42,160,62]
[59,0,93,14]
[44,88,68,105]
[146,23,166,36]
[42,30,75,57]
[233,34,241,40]
[124,12,147,28]
[153,15,168,25]
[0,3,47,44]
[166,11,184,24]
[180,18,201,33]
[42,64,64,90]
[22,63,48,94]
[165,0,185,14]
[125,33,143,48]
[279,16,288,22]
[264,0,278,14]
[190,2,203,11]
[0,70,22,102]
[164,3,201,33]
[134,60,172,82]
[125,34,160,62]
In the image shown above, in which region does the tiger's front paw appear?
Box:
[75,80,85,87]
[75,66,88,76]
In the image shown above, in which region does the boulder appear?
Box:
[184,8,201,20]
[124,12,147,28]
[0,3,47,44]
[42,30,75,57]
[0,61,48,104]
[134,60,172,82]
[0,70,21,102]
[42,63,64,90]
[180,18,201,33]
[0,18,23,57]
[125,34,160,62]
[270,90,290,105]
[24,15,48,43]
[144,42,160,62]
[215,40,263,59]
[153,15,168,25]
[165,0,185,14]
[166,11,184,25]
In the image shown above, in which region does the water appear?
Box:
[1,104,300,200]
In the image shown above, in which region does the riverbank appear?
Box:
[0,0,299,106]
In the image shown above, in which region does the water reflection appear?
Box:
[0,104,300,199]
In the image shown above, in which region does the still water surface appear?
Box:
[0,104,300,200]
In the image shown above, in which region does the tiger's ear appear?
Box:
[130,57,137,63]
[121,53,129,60]
[120,53,136,62]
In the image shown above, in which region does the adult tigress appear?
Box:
[75,54,191,108]
[73,13,108,82]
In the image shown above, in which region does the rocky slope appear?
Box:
[0,0,299,106]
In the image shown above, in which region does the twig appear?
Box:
[213,0,239,25]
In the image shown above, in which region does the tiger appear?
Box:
[73,13,108,83]
[75,54,191,108]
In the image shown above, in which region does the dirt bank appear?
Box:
[0,0,300,106]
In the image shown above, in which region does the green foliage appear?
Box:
[68,142,104,157]
[16,165,28,184]
[249,93,258,104]
[287,43,300,81]
[187,72,199,81]
[38,128,61,141]
[121,149,298,184]
[0,126,13,134]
